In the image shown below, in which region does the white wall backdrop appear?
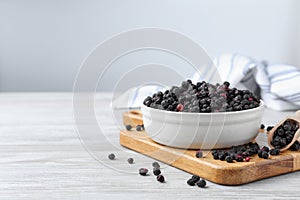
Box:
[0,0,299,91]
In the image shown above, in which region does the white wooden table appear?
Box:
[1,93,299,199]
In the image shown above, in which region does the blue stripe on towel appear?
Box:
[289,96,300,101]
[274,96,300,102]
[281,93,300,99]
[259,85,270,90]
[272,74,300,84]
[282,94,300,101]
[269,69,300,80]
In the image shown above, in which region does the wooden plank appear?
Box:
[121,110,300,185]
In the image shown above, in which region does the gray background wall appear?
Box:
[0,0,299,91]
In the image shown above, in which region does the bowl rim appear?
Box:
[141,100,265,116]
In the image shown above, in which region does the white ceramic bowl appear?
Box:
[141,101,265,149]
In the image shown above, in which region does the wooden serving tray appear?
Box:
[120,110,300,185]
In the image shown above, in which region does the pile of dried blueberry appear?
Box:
[211,142,260,162]
[270,120,300,151]
[209,142,282,162]
[143,80,260,113]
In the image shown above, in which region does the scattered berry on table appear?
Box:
[261,146,269,153]
[127,158,134,164]
[125,124,132,131]
[191,175,200,182]
[195,150,203,158]
[152,161,160,168]
[153,168,161,176]
[156,175,165,183]
[258,150,263,158]
[196,179,207,188]
[187,178,197,186]
[245,157,251,162]
[139,168,149,176]
[136,125,143,131]
[108,153,115,160]
[269,149,280,156]
[261,151,269,159]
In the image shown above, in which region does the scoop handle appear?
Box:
[295,110,300,120]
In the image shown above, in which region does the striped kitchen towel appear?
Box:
[112,54,300,111]
[194,53,300,111]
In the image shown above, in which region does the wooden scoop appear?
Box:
[268,110,300,151]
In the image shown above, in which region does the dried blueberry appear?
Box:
[290,141,300,151]
[176,104,184,112]
[269,149,280,156]
[258,150,263,158]
[153,168,161,176]
[139,168,149,176]
[125,125,132,131]
[245,157,251,162]
[236,155,244,162]
[136,125,143,131]
[152,162,160,168]
[219,153,227,161]
[261,151,269,159]
[187,178,197,186]
[261,146,269,153]
[191,175,200,182]
[196,150,203,158]
[196,179,206,188]
[242,151,249,158]
[157,174,165,183]
[108,153,115,160]
[213,153,219,160]
[223,81,230,88]
[127,158,134,164]
[225,156,234,163]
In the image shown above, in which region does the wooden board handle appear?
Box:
[122,110,143,126]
